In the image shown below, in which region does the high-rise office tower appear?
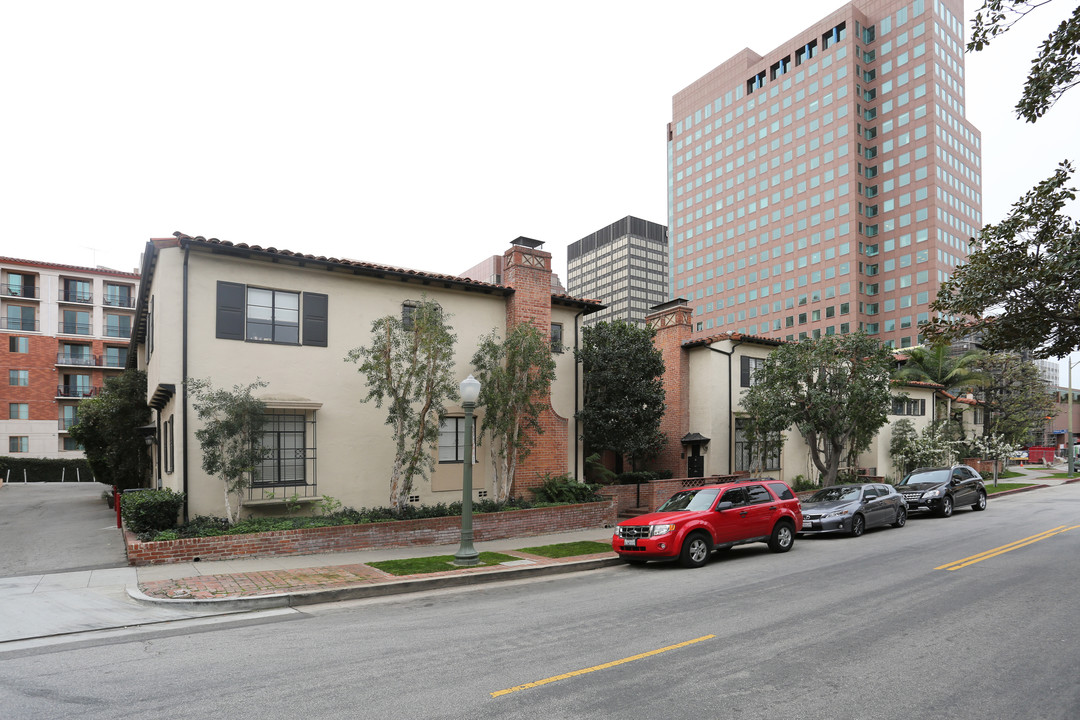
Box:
[567,216,669,326]
[669,0,980,348]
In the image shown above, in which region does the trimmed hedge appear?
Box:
[0,456,96,483]
[121,488,186,533]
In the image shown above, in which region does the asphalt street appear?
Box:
[2,483,1078,719]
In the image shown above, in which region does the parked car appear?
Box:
[896,465,987,517]
[612,479,803,568]
[800,483,907,537]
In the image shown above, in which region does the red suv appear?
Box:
[612,480,803,568]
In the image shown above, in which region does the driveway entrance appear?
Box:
[0,482,127,576]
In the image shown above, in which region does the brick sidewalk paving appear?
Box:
[139,550,615,600]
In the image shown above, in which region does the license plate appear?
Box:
[623,539,636,547]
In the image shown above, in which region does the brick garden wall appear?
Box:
[125,500,616,565]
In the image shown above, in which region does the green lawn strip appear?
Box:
[368,552,520,576]
[984,483,1035,494]
[515,540,613,558]
[995,470,1025,479]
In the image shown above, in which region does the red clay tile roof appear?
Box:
[0,255,140,278]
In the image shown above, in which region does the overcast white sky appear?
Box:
[3,1,1078,361]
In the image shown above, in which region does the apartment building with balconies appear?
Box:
[1,256,140,459]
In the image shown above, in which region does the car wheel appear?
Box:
[938,495,954,518]
[768,521,795,553]
[972,490,987,512]
[621,557,647,566]
[849,514,865,538]
[892,505,907,528]
[678,533,712,568]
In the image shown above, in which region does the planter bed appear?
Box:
[125,500,616,565]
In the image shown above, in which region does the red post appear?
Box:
[114,486,122,529]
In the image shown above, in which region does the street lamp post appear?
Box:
[1069,358,1079,477]
[453,375,481,566]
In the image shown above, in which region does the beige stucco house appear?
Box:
[129,233,600,519]
[647,299,980,485]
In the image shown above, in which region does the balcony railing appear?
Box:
[56,385,101,398]
[1,317,39,331]
[1,283,40,299]
[58,322,92,335]
[59,289,94,304]
[56,353,101,367]
[58,417,78,431]
[103,354,127,368]
[103,294,135,308]
[104,326,131,339]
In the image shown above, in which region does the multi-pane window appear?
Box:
[104,283,133,307]
[9,336,28,353]
[5,305,35,331]
[3,272,37,298]
[891,398,926,415]
[734,418,782,471]
[60,405,78,429]
[254,412,310,485]
[105,314,132,338]
[61,343,93,365]
[9,436,29,453]
[551,323,564,354]
[62,437,83,451]
[740,356,766,387]
[62,279,92,303]
[9,370,28,386]
[62,309,91,335]
[247,288,299,344]
[9,403,28,419]
[60,374,91,397]
[438,416,476,463]
[104,346,128,368]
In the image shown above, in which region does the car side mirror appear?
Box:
[716,501,734,511]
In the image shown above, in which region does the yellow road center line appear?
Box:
[491,635,715,698]
[936,525,1080,571]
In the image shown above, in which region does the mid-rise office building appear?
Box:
[1,257,140,459]
[669,0,980,348]
[566,216,669,325]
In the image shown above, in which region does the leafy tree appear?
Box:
[927,162,1080,358]
[973,353,1057,445]
[972,433,1023,486]
[345,296,457,511]
[470,324,557,503]
[889,418,964,477]
[740,386,790,478]
[189,378,270,525]
[69,369,151,490]
[575,320,666,472]
[743,333,895,485]
[969,1,1080,122]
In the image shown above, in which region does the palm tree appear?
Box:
[893,343,988,395]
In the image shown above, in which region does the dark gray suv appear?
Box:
[896,465,987,517]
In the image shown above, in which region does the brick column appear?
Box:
[501,242,565,492]
[646,300,692,478]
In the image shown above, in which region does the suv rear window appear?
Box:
[746,485,773,504]
[767,482,795,501]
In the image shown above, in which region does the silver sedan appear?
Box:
[799,483,907,537]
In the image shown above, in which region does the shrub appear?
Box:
[121,488,186,533]
[790,474,818,492]
[0,456,95,483]
[530,473,602,503]
[614,470,658,485]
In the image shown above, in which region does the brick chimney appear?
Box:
[646,299,693,477]
[501,237,565,489]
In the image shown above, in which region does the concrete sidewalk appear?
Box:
[0,529,618,649]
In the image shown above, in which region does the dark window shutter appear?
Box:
[216,282,245,340]
[302,292,328,347]
[740,356,751,387]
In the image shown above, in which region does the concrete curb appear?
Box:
[128,556,624,610]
